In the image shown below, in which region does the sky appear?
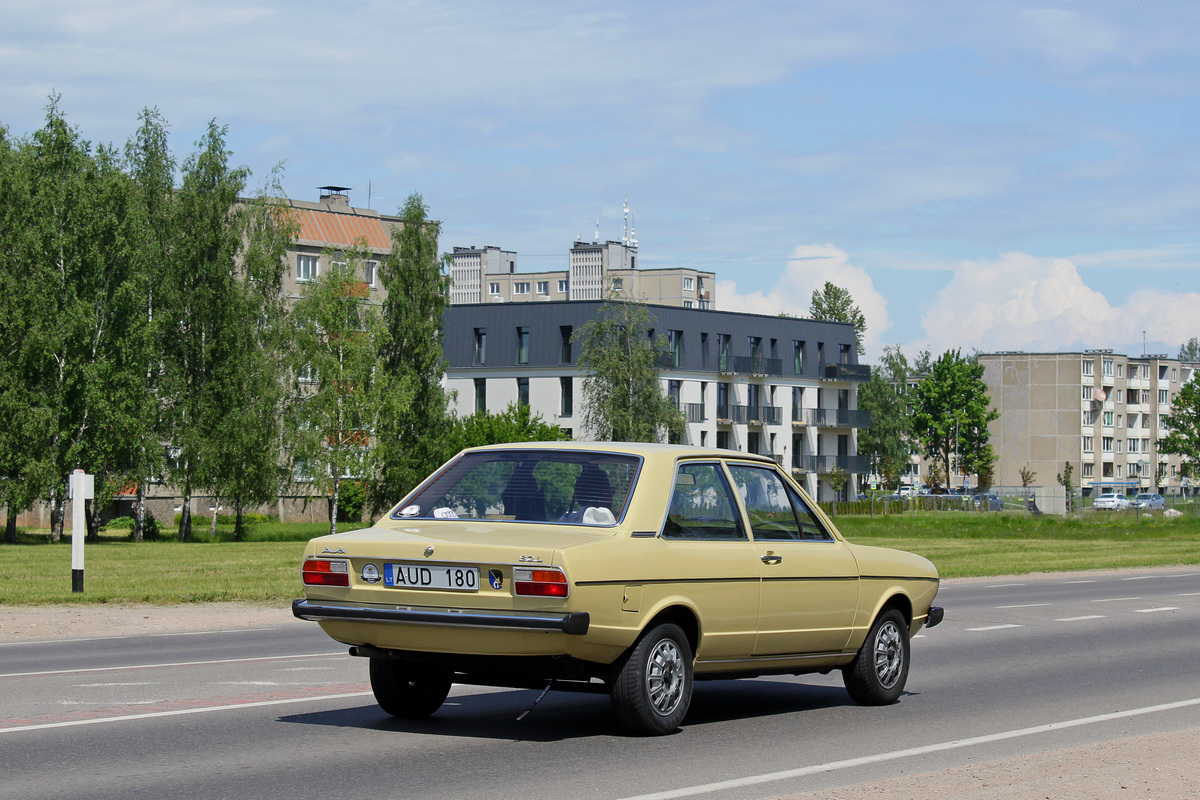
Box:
[2,0,1199,363]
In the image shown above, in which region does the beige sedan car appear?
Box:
[293,442,943,735]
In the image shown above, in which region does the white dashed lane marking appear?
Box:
[994,603,1051,609]
[1135,607,1180,614]
[967,624,1022,632]
[1056,615,1105,622]
[985,583,1026,588]
[1092,596,1142,603]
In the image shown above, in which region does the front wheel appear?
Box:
[611,622,693,735]
[369,657,453,719]
[843,609,909,705]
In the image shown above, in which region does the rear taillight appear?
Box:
[514,567,568,597]
[302,559,350,587]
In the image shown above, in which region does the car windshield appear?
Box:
[393,450,641,526]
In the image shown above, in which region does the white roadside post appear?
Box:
[69,469,95,593]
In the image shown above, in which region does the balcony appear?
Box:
[684,403,707,423]
[792,455,871,474]
[732,356,784,377]
[805,408,872,428]
[717,404,782,425]
[820,362,871,382]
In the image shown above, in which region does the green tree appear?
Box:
[859,345,913,489]
[121,107,176,542]
[1057,462,1076,513]
[290,246,399,535]
[1160,373,1200,481]
[372,193,451,512]
[911,349,999,491]
[574,296,684,442]
[203,173,297,540]
[443,403,571,456]
[808,281,866,355]
[158,121,252,541]
[1180,338,1200,362]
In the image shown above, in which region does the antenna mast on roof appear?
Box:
[623,197,629,245]
[594,217,600,244]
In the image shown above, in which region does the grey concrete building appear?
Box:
[980,350,1198,495]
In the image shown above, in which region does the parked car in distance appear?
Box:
[1093,492,1132,510]
[293,442,944,735]
[972,493,1004,511]
[1132,493,1166,509]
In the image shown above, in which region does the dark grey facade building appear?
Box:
[443,302,870,501]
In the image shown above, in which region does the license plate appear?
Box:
[384,562,479,591]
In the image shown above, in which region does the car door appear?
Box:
[657,460,761,660]
[726,462,860,656]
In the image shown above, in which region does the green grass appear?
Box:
[833,512,1200,577]
[2,513,1198,604]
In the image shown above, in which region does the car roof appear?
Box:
[462,441,777,464]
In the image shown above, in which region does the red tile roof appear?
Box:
[291,208,394,250]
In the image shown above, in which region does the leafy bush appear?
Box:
[338,481,367,522]
[174,512,275,527]
[104,516,134,530]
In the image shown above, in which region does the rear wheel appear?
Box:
[369,657,453,719]
[843,609,909,705]
[611,622,693,735]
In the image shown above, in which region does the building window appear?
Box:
[1116,363,1124,378]
[364,261,377,287]
[1082,385,1093,400]
[558,279,569,293]
[718,334,731,371]
[473,329,487,365]
[668,330,683,367]
[1128,438,1138,454]
[560,326,573,363]
[516,327,529,365]
[1159,389,1169,404]
[560,376,573,416]
[297,254,319,282]
[1172,368,1178,383]
[1116,439,1123,454]
[1102,359,1113,376]
[684,276,694,291]
[1083,436,1094,452]
[1102,436,1113,452]
[1082,463,1094,478]
[517,377,529,406]
[839,343,852,364]
[793,341,805,374]
[612,277,623,291]
[1142,389,1150,404]
[1103,411,1114,427]
[474,378,486,414]
[683,300,693,308]
[514,282,530,295]
[537,281,549,295]
[1082,359,1094,376]
[716,430,730,450]
[489,282,500,295]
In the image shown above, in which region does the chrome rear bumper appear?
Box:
[291,598,590,636]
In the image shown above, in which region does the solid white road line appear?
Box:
[0,691,375,734]
[0,652,345,680]
[615,696,1200,800]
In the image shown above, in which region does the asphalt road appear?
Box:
[3,569,1199,800]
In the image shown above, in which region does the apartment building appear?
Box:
[442,301,870,501]
[980,351,1198,494]
[450,240,715,309]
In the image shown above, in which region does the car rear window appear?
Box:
[392,450,641,526]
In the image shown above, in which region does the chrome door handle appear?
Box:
[761,554,782,565]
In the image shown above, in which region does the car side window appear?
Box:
[728,465,832,542]
[662,462,746,540]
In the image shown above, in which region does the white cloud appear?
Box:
[717,244,890,351]
[917,252,1200,355]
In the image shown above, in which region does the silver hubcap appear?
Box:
[873,621,904,689]
[646,638,685,716]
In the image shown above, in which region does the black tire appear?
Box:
[369,656,453,719]
[843,609,909,705]
[611,622,693,735]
